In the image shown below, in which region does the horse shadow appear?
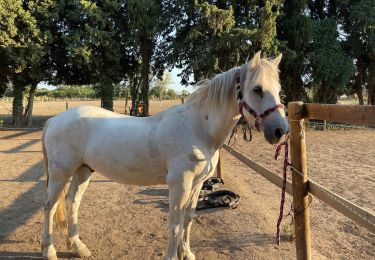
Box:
[134,188,169,213]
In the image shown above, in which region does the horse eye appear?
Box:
[253,86,263,95]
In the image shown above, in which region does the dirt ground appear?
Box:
[0,100,374,259]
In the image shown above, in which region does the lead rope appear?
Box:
[274,135,291,245]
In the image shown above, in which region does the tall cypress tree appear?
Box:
[277,0,313,103]
[341,0,375,104]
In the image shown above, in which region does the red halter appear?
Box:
[239,102,285,131]
[235,71,285,131]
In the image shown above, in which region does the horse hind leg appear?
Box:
[42,171,72,260]
[66,166,92,258]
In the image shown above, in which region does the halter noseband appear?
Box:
[235,71,285,131]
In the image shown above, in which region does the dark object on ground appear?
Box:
[197,177,240,210]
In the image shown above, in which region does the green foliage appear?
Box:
[166,89,177,100]
[341,0,375,104]
[50,85,97,99]
[277,0,313,102]
[169,0,282,84]
[149,71,173,100]
[258,0,281,54]
[310,19,354,103]
[0,0,55,125]
[181,90,190,98]
[0,0,373,123]
[126,0,174,115]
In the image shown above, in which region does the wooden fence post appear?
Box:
[288,101,311,260]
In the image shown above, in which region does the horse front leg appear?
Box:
[181,152,218,259]
[180,186,201,260]
[166,170,195,260]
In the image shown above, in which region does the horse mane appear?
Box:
[185,58,279,109]
[185,66,242,109]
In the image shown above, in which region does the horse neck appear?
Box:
[188,72,241,150]
[204,101,240,150]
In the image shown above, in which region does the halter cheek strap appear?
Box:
[235,71,285,131]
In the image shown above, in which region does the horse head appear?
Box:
[238,51,289,144]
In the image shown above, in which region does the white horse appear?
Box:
[41,52,288,260]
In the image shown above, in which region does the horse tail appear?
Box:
[42,120,68,232]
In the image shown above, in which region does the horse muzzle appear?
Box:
[263,117,289,145]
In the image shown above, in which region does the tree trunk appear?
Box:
[124,90,129,114]
[353,72,364,105]
[367,62,375,105]
[129,74,139,116]
[12,84,24,127]
[284,65,305,103]
[356,88,364,105]
[140,38,153,116]
[100,79,114,111]
[24,84,37,127]
[354,57,365,105]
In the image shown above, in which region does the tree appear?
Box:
[50,0,128,111]
[277,0,313,103]
[0,0,54,126]
[309,19,354,103]
[341,0,375,104]
[181,89,190,98]
[168,1,282,86]
[149,71,173,100]
[166,88,177,100]
[159,71,173,100]
[126,0,171,116]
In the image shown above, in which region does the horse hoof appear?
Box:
[73,243,91,258]
[184,253,196,260]
[42,245,58,260]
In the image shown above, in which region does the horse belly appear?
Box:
[87,156,167,186]
[83,118,167,185]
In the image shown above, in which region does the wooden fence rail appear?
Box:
[222,144,375,234]
[221,101,375,260]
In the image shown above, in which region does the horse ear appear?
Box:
[272,53,282,67]
[249,51,261,69]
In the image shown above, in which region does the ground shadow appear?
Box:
[192,232,277,250]
[0,251,77,259]
[0,139,40,153]
[0,114,51,128]
[0,161,43,183]
[0,129,41,140]
[137,188,168,197]
[134,188,169,212]
[0,161,44,243]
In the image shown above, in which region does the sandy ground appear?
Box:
[0,100,374,259]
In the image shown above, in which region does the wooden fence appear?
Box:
[222,101,375,260]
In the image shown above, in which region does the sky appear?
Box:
[169,68,195,94]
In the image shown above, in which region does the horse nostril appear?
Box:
[275,128,284,139]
